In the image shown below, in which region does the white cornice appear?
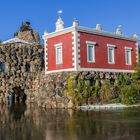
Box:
[43,25,138,42]
[43,26,75,39]
[78,26,138,42]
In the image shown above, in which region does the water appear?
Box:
[0,104,140,140]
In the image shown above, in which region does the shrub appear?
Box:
[120,83,140,104]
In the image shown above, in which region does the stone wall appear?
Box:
[0,22,44,104]
[0,43,44,104]
[27,71,74,108]
[27,71,123,108]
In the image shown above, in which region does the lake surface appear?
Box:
[0,104,140,140]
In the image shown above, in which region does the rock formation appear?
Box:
[0,22,44,104]
[14,21,40,44]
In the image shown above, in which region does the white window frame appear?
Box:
[54,43,63,64]
[107,44,116,64]
[86,41,96,63]
[125,47,132,65]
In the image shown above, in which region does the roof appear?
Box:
[78,26,138,42]
[2,37,32,45]
[43,25,139,42]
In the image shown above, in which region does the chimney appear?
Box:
[116,25,122,35]
[73,19,78,27]
[96,24,102,31]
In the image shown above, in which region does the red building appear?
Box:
[43,16,139,74]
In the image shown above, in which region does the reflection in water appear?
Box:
[0,105,140,140]
[8,104,27,121]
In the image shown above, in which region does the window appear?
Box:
[125,47,132,65]
[55,43,63,64]
[107,44,116,64]
[86,41,96,63]
[87,45,94,62]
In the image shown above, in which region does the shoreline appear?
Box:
[80,103,140,110]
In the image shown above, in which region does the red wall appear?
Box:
[47,32,73,71]
[79,32,137,70]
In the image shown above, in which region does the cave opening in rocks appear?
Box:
[12,87,27,104]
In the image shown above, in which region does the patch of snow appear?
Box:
[80,103,127,110]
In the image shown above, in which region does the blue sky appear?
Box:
[0,0,140,41]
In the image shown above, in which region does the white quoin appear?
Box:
[42,30,49,40]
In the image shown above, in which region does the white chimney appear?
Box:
[96,24,102,31]
[133,33,138,39]
[116,25,122,35]
[73,19,78,27]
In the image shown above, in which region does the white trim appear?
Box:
[78,60,81,63]
[86,41,96,63]
[136,42,139,62]
[54,43,63,47]
[77,68,134,73]
[78,54,80,58]
[125,47,132,50]
[72,36,75,39]
[107,45,115,64]
[107,44,116,48]
[72,62,75,66]
[87,45,95,63]
[45,68,76,74]
[44,39,48,72]
[72,52,75,55]
[45,67,134,74]
[125,47,132,65]
[86,41,96,45]
[72,29,78,70]
[77,33,81,68]
[78,26,138,42]
[44,26,75,39]
[43,25,138,42]
[72,46,75,50]
[55,45,63,64]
